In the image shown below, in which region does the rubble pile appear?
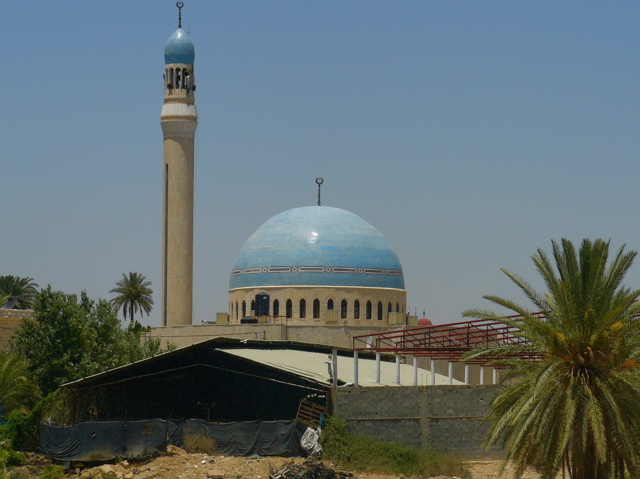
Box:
[270,460,353,479]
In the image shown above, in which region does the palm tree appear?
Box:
[0,351,41,416]
[463,239,640,479]
[0,275,39,309]
[110,272,154,323]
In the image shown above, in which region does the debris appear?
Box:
[166,445,187,455]
[300,427,323,456]
[269,460,353,479]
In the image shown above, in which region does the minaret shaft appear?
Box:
[161,125,196,326]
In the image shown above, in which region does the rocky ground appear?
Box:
[12,449,545,479]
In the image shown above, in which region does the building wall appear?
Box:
[333,385,504,459]
[148,323,406,350]
[228,286,406,325]
[0,309,32,350]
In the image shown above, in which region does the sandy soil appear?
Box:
[16,449,545,479]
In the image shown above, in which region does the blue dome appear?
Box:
[164,28,195,65]
[230,207,404,290]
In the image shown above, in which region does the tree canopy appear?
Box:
[9,287,166,395]
[464,239,640,479]
[0,276,39,309]
[0,352,41,420]
[109,272,154,323]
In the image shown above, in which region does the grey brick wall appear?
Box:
[333,385,504,459]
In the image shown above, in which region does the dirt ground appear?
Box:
[15,449,545,479]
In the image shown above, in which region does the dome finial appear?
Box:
[316,177,324,206]
[176,1,184,28]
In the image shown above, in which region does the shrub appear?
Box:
[0,413,34,452]
[37,465,64,479]
[320,416,467,478]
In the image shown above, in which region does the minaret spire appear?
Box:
[177,2,184,28]
[316,177,324,206]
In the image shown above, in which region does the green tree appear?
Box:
[109,272,154,323]
[0,276,38,309]
[9,287,165,395]
[0,352,40,418]
[463,239,640,479]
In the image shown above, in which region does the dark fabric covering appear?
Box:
[39,419,306,461]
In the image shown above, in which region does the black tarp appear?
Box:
[39,419,307,461]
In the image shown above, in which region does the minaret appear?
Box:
[161,2,197,326]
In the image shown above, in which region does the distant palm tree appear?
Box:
[0,275,39,309]
[0,351,41,416]
[109,272,154,323]
[464,239,640,479]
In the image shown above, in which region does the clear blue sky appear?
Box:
[3,1,640,326]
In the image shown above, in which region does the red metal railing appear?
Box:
[352,313,546,364]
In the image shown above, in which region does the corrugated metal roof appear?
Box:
[218,348,463,386]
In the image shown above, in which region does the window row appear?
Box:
[231,299,404,321]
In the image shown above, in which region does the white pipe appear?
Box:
[480,367,485,385]
[493,368,498,384]
[354,350,359,387]
[376,352,381,383]
[413,357,418,386]
[395,355,401,385]
[448,362,453,385]
[464,364,470,385]
[430,359,436,386]
[332,349,338,386]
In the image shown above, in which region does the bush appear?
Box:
[0,413,34,452]
[37,465,64,479]
[320,416,467,478]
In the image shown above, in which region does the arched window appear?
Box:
[327,299,334,310]
[242,301,246,318]
[354,300,360,319]
[366,301,372,320]
[396,303,399,313]
[378,301,383,320]
[388,302,393,313]
[313,299,320,318]
[251,300,256,315]
[273,299,280,317]
[341,299,347,319]
[235,301,238,320]
[286,299,292,319]
[299,299,306,319]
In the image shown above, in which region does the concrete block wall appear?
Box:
[424,385,503,458]
[333,385,504,459]
[334,386,424,448]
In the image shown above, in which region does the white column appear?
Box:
[376,352,381,384]
[430,359,436,386]
[448,362,454,385]
[395,355,401,385]
[413,357,418,386]
[353,350,359,387]
[480,367,485,385]
[492,368,498,384]
[332,349,338,386]
[464,364,470,385]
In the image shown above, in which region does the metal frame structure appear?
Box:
[353,313,640,368]
[352,313,547,365]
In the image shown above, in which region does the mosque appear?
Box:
[160,3,410,338]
